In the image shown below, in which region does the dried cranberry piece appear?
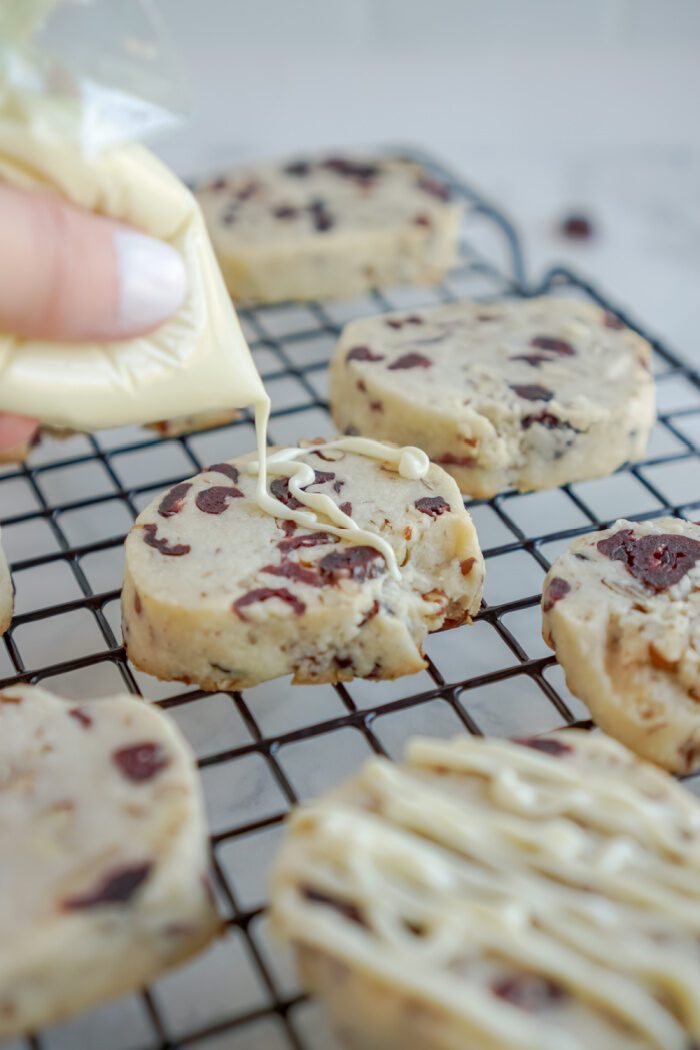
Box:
[559,213,594,240]
[597,529,700,593]
[519,737,572,757]
[510,384,553,402]
[62,863,152,910]
[271,472,333,508]
[415,496,450,517]
[233,587,306,619]
[370,400,383,412]
[312,448,342,462]
[530,336,576,356]
[309,470,336,486]
[521,412,571,431]
[386,315,423,330]
[509,353,550,367]
[69,707,92,729]
[308,198,334,231]
[492,974,566,1010]
[270,478,303,510]
[142,524,190,557]
[388,352,432,370]
[319,546,385,583]
[208,463,240,484]
[262,561,322,587]
[359,599,380,625]
[346,345,384,363]
[413,213,432,227]
[339,501,353,516]
[195,485,244,514]
[277,531,333,553]
[603,310,625,330]
[113,742,170,783]
[236,180,260,201]
[321,157,379,181]
[436,452,476,468]
[319,156,349,173]
[417,175,451,201]
[542,577,571,612]
[158,482,192,518]
[273,204,298,219]
[460,557,477,575]
[302,886,366,926]
[333,479,344,493]
[284,160,310,176]
[353,164,380,181]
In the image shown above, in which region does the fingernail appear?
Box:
[113,229,187,335]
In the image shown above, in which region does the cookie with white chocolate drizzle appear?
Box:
[543,517,700,772]
[271,730,700,1050]
[122,436,483,690]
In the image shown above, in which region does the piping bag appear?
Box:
[0,0,267,431]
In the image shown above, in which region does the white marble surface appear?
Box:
[451,144,700,366]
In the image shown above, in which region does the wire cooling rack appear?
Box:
[2,150,700,1050]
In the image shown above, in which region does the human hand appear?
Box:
[0,184,187,458]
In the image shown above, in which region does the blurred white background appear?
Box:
[153,0,700,359]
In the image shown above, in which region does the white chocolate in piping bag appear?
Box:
[0,94,266,430]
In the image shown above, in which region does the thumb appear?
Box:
[0,413,39,461]
[0,184,187,342]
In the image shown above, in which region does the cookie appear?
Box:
[330,297,655,498]
[146,409,240,439]
[196,154,463,304]
[0,530,12,635]
[0,685,219,1037]
[543,517,700,772]
[122,441,483,691]
[271,730,700,1050]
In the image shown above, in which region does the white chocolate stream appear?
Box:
[250,399,430,579]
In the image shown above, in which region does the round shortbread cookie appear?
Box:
[543,517,700,772]
[329,297,655,498]
[0,530,12,636]
[0,685,219,1037]
[122,442,483,691]
[196,154,463,304]
[271,731,700,1050]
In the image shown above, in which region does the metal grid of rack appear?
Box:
[2,152,700,1050]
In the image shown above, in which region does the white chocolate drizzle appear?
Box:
[249,399,430,579]
[271,732,700,1050]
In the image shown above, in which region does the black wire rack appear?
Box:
[2,151,700,1050]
